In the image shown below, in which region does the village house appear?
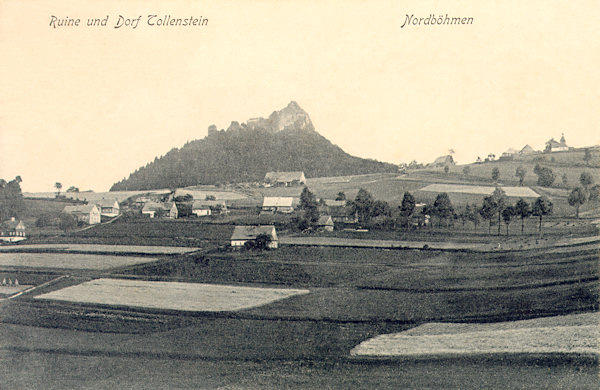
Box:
[96,198,120,217]
[191,200,228,217]
[427,155,455,168]
[262,197,294,213]
[63,204,101,225]
[499,148,518,160]
[141,202,178,219]
[545,134,569,152]
[319,199,357,223]
[264,171,306,187]
[316,215,334,232]
[230,225,278,249]
[0,217,26,242]
[519,144,536,155]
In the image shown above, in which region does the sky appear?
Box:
[1,0,599,192]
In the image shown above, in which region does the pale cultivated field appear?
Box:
[0,285,33,295]
[0,253,158,270]
[23,190,170,203]
[351,312,599,356]
[174,188,248,200]
[36,278,310,311]
[420,184,539,198]
[0,244,200,254]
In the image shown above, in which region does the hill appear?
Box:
[110,102,397,191]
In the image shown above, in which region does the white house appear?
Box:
[545,134,569,152]
[230,225,278,249]
[63,204,101,224]
[192,200,228,217]
[264,171,306,187]
[0,217,27,242]
[142,202,178,219]
[262,197,294,213]
[96,198,120,217]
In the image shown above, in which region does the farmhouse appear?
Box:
[192,200,228,217]
[428,155,455,168]
[230,225,278,249]
[63,204,101,225]
[141,202,178,219]
[519,144,536,155]
[0,217,26,242]
[96,198,120,217]
[316,215,334,232]
[500,148,518,160]
[545,134,569,152]
[264,171,306,187]
[262,197,294,213]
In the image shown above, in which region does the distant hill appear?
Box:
[110,102,398,191]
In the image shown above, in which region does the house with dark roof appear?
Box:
[141,202,178,219]
[230,225,278,249]
[316,215,334,232]
[264,171,306,186]
[63,205,101,224]
[0,217,26,242]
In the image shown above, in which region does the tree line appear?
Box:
[297,186,561,235]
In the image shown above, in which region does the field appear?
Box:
[0,253,159,270]
[0,243,200,255]
[420,183,539,197]
[0,239,598,388]
[351,312,599,356]
[36,278,309,311]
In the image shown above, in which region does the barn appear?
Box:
[63,205,101,225]
[230,225,278,249]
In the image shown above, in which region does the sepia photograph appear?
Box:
[0,0,598,388]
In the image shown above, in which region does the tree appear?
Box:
[491,187,508,236]
[502,206,516,235]
[352,188,374,224]
[532,197,553,234]
[561,173,568,188]
[444,165,450,175]
[299,186,319,223]
[254,233,272,250]
[533,164,555,187]
[399,192,416,229]
[579,172,594,190]
[55,182,63,197]
[433,193,454,228]
[515,166,526,186]
[205,194,216,201]
[491,167,500,183]
[335,192,346,201]
[66,186,79,193]
[514,199,531,234]
[568,187,586,218]
[0,176,25,221]
[59,213,77,232]
[589,185,600,202]
[371,200,391,218]
[468,203,481,231]
[462,166,471,176]
[479,196,497,234]
[583,148,592,165]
